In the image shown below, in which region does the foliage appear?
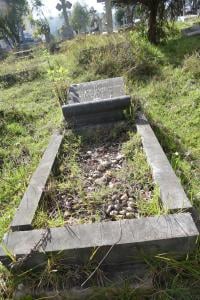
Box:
[44,50,70,105]
[113,0,183,44]
[29,0,51,44]
[70,2,90,33]
[0,0,28,48]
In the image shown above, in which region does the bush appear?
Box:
[0,66,43,88]
[183,52,200,79]
[75,42,135,78]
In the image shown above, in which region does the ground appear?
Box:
[0,18,199,299]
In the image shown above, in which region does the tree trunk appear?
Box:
[148,2,159,44]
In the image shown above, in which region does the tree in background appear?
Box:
[70,2,89,33]
[114,0,184,44]
[30,0,51,44]
[0,0,28,48]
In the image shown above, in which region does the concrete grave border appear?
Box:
[0,116,198,270]
[0,213,198,269]
[11,132,63,232]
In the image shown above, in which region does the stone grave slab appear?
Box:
[182,24,200,36]
[62,77,131,127]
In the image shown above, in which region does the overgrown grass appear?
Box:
[0,78,61,240]
[0,17,199,299]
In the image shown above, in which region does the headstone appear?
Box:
[97,0,113,33]
[62,77,131,127]
[182,24,200,36]
[90,7,101,33]
[56,0,74,39]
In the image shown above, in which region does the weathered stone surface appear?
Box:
[10,132,64,232]
[0,213,198,269]
[182,24,200,36]
[62,96,131,127]
[136,113,192,211]
[62,77,131,127]
[68,77,125,104]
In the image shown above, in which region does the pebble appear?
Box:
[119,210,126,215]
[109,182,115,188]
[87,186,94,191]
[126,206,134,212]
[65,201,72,209]
[121,194,128,201]
[128,197,134,201]
[97,161,110,171]
[95,177,106,185]
[106,205,113,214]
[114,204,120,210]
[116,154,124,161]
[105,170,112,177]
[112,194,118,201]
[122,200,128,206]
[92,171,101,178]
[64,211,71,218]
[127,201,134,208]
[111,159,117,164]
[110,210,118,216]
[126,212,134,218]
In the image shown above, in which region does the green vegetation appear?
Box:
[0,18,200,299]
[0,53,61,241]
[0,0,28,47]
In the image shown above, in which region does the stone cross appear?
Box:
[56,0,74,39]
[56,0,72,27]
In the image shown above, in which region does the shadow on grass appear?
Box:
[158,35,200,66]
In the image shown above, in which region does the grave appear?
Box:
[182,24,200,36]
[97,0,113,33]
[0,77,198,294]
[14,49,33,59]
[56,0,74,40]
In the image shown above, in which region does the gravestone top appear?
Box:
[63,77,130,127]
[68,77,125,104]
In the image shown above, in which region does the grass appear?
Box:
[0,17,199,299]
[0,76,61,240]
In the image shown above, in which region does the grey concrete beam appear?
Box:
[10,132,64,232]
[0,213,198,269]
[136,113,192,211]
[62,96,131,116]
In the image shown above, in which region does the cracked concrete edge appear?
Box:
[136,113,192,212]
[10,131,64,232]
[0,213,198,269]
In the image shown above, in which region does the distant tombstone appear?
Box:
[62,77,131,127]
[56,0,74,39]
[97,0,113,33]
[90,7,101,33]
